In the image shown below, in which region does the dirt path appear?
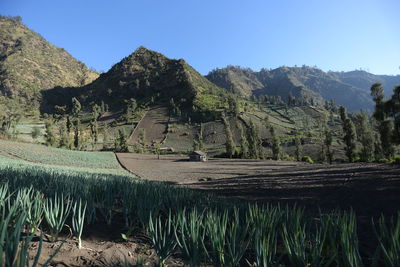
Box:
[116,153,400,217]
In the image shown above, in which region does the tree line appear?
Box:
[219,83,399,163]
[337,83,399,163]
[11,80,400,163]
[43,97,134,152]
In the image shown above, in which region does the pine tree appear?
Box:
[44,120,57,147]
[92,104,101,120]
[154,141,161,159]
[339,106,357,162]
[237,123,249,158]
[89,120,98,144]
[114,129,128,152]
[228,97,240,117]
[102,125,110,150]
[247,120,261,159]
[270,126,281,160]
[258,140,264,160]
[294,135,302,161]
[371,83,385,121]
[101,101,106,113]
[324,127,333,164]
[169,98,175,110]
[288,92,296,106]
[371,83,394,159]
[391,85,400,143]
[380,120,395,158]
[124,98,137,122]
[192,139,200,151]
[197,124,204,151]
[138,128,146,152]
[356,112,374,162]
[71,97,81,118]
[175,106,182,118]
[222,115,236,158]
[66,115,72,133]
[73,119,80,150]
[58,125,70,149]
[318,141,326,163]
[373,132,383,161]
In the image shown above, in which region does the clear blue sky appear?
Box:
[2,0,400,75]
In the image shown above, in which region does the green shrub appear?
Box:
[301,156,314,164]
[282,155,295,161]
[378,158,391,163]
[393,155,400,164]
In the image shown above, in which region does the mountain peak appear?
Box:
[126,46,187,68]
[129,46,165,59]
[78,47,227,116]
[133,46,156,55]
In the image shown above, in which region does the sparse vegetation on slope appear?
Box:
[207,65,400,112]
[44,46,234,122]
[0,16,98,112]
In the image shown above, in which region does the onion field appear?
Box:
[0,139,124,169]
[0,141,399,266]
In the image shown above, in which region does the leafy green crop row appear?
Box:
[1,154,399,266]
[0,185,64,266]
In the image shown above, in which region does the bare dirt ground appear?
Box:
[30,220,184,267]
[116,153,400,217]
[128,106,169,144]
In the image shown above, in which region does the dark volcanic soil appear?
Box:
[116,153,400,258]
[29,221,184,267]
[116,153,400,217]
